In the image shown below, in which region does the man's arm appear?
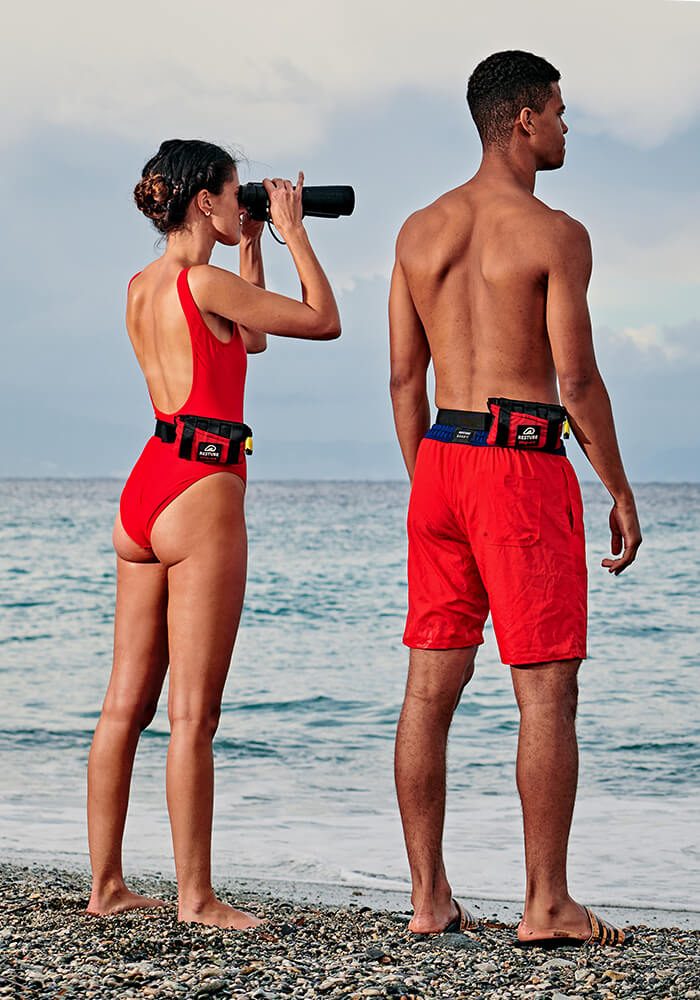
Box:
[389,250,431,481]
[546,214,641,574]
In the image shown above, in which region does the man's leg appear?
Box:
[395,646,476,933]
[511,658,591,939]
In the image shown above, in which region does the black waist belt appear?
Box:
[436,409,492,431]
[155,414,253,464]
[431,398,569,454]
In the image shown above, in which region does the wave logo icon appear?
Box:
[197,441,223,462]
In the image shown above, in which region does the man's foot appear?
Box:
[408,898,476,934]
[517,901,630,947]
[86,883,167,916]
[178,895,262,930]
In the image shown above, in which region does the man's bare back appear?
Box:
[396,179,578,411]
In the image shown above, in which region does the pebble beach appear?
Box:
[1,863,698,999]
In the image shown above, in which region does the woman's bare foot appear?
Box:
[178,894,262,930]
[86,880,168,916]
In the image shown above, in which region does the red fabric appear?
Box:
[485,402,559,450]
[403,438,587,665]
[120,268,247,549]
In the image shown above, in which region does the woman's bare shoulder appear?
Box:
[187,263,243,292]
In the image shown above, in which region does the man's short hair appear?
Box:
[467,50,561,147]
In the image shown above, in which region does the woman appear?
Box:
[86,139,340,929]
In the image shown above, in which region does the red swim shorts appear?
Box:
[403,438,587,665]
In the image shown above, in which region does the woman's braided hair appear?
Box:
[134,139,237,235]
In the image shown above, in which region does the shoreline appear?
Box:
[222,875,700,934]
[0,849,700,931]
[3,849,699,931]
[1,862,698,999]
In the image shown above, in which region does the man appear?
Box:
[389,50,641,947]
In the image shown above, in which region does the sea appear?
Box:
[1,479,698,915]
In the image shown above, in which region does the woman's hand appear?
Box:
[263,172,304,239]
[240,208,265,244]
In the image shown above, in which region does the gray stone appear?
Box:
[434,932,480,950]
[543,958,576,970]
[196,981,228,997]
[318,979,340,993]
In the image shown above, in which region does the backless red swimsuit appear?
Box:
[119,267,248,550]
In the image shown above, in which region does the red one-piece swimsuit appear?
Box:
[119,267,248,550]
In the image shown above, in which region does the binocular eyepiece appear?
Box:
[238,183,355,222]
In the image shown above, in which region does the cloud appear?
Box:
[587,195,700,311]
[615,322,700,362]
[3,1,700,154]
[595,319,700,372]
[621,324,674,355]
[2,8,698,482]
[581,319,700,482]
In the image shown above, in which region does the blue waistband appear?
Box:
[425,423,491,446]
[425,423,566,455]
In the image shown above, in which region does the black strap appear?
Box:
[155,419,176,443]
[496,405,511,446]
[488,397,567,422]
[544,420,560,452]
[179,420,196,460]
[436,409,491,432]
[155,416,251,440]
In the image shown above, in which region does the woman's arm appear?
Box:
[192,174,341,342]
[238,214,268,354]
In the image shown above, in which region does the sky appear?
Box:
[2,0,699,481]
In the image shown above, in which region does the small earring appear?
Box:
[204,210,211,217]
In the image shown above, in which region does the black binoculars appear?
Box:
[238,183,355,222]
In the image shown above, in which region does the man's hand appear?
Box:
[602,498,642,575]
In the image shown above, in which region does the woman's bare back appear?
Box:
[126,260,233,415]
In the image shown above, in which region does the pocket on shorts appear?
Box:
[561,461,584,536]
[482,474,541,547]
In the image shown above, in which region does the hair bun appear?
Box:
[134,139,237,236]
[134,173,173,222]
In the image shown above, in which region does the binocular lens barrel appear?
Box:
[238,183,355,222]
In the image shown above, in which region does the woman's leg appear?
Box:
[87,517,170,914]
[151,474,260,929]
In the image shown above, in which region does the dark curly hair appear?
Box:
[134,139,237,235]
[467,50,560,147]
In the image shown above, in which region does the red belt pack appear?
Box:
[486,398,569,453]
[154,415,253,465]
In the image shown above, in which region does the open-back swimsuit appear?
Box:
[119,267,247,550]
